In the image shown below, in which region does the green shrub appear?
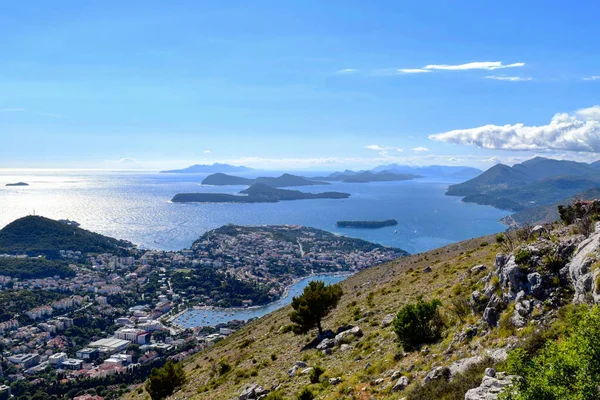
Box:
[309,365,325,384]
[297,387,314,400]
[264,392,284,400]
[145,360,186,400]
[504,304,600,399]
[393,298,444,351]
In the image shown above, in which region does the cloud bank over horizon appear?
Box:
[429,106,600,153]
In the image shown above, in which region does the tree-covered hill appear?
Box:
[0,216,133,258]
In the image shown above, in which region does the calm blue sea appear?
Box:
[0,170,509,255]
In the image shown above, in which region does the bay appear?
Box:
[0,170,510,255]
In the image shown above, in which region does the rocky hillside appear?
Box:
[127,202,600,400]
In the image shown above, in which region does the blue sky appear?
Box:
[1,0,600,170]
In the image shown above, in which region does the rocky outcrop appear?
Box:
[334,326,363,346]
[464,371,517,400]
[566,222,600,303]
[239,384,269,400]
[392,376,410,392]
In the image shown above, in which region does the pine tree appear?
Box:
[289,280,343,335]
[145,360,186,400]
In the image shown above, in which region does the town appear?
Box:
[0,223,405,399]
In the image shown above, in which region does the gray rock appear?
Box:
[239,384,269,400]
[567,223,600,303]
[288,365,299,377]
[390,370,402,380]
[322,348,331,355]
[423,366,450,384]
[472,264,487,274]
[423,266,432,273]
[374,378,384,385]
[485,368,496,377]
[392,376,410,392]
[483,307,498,327]
[329,377,342,385]
[464,373,517,400]
[499,255,524,295]
[295,361,307,368]
[364,362,371,370]
[448,356,483,377]
[531,225,545,236]
[381,313,395,327]
[527,272,544,298]
[471,290,483,303]
[334,326,363,346]
[340,344,352,351]
[300,367,313,375]
[316,338,334,350]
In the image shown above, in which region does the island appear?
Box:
[201,172,330,187]
[5,182,29,186]
[172,183,350,203]
[336,219,398,228]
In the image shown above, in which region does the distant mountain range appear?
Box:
[371,164,482,179]
[313,170,422,183]
[160,163,253,173]
[202,173,329,187]
[447,157,600,212]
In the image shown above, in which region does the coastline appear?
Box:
[170,271,353,327]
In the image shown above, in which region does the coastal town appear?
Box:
[0,222,405,399]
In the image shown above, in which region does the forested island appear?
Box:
[5,182,29,186]
[172,183,349,203]
[201,172,329,187]
[336,219,398,228]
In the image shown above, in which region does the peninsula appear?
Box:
[171,183,350,203]
[336,219,398,228]
[5,182,29,186]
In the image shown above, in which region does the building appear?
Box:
[8,353,40,369]
[88,338,130,354]
[75,348,99,361]
[137,320,162,332]
[114,328,149,345]
[48,352,67,365]
[0,385,11,400]
[61,358,83,370]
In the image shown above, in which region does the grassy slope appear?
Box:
[127,233,506,400]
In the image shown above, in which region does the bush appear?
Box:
[309,366,325,384]
[504,304,600,399]
[393,299,444,351]
[145,360,186,400]
[297,387,314,400]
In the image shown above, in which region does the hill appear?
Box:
[160,163,252,173]
[502,187,600,227]
[0,216,133,258]
[127,203,600,399]
[201,173,329,187]
[447,157,600,211]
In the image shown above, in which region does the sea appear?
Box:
[0,170,510,255]
[0,169,511,328]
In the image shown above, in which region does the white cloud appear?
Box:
[203,150,212,154]
[412,147,430,153]
[429,105,600,152]
[424,61,525,71]
[0,108,25,112]
[365,144,392,151]
[398,68,432,74]
[484,76,532,82]
[337,68,357,74]
[396,148,404,152]
[583,76,600,81]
